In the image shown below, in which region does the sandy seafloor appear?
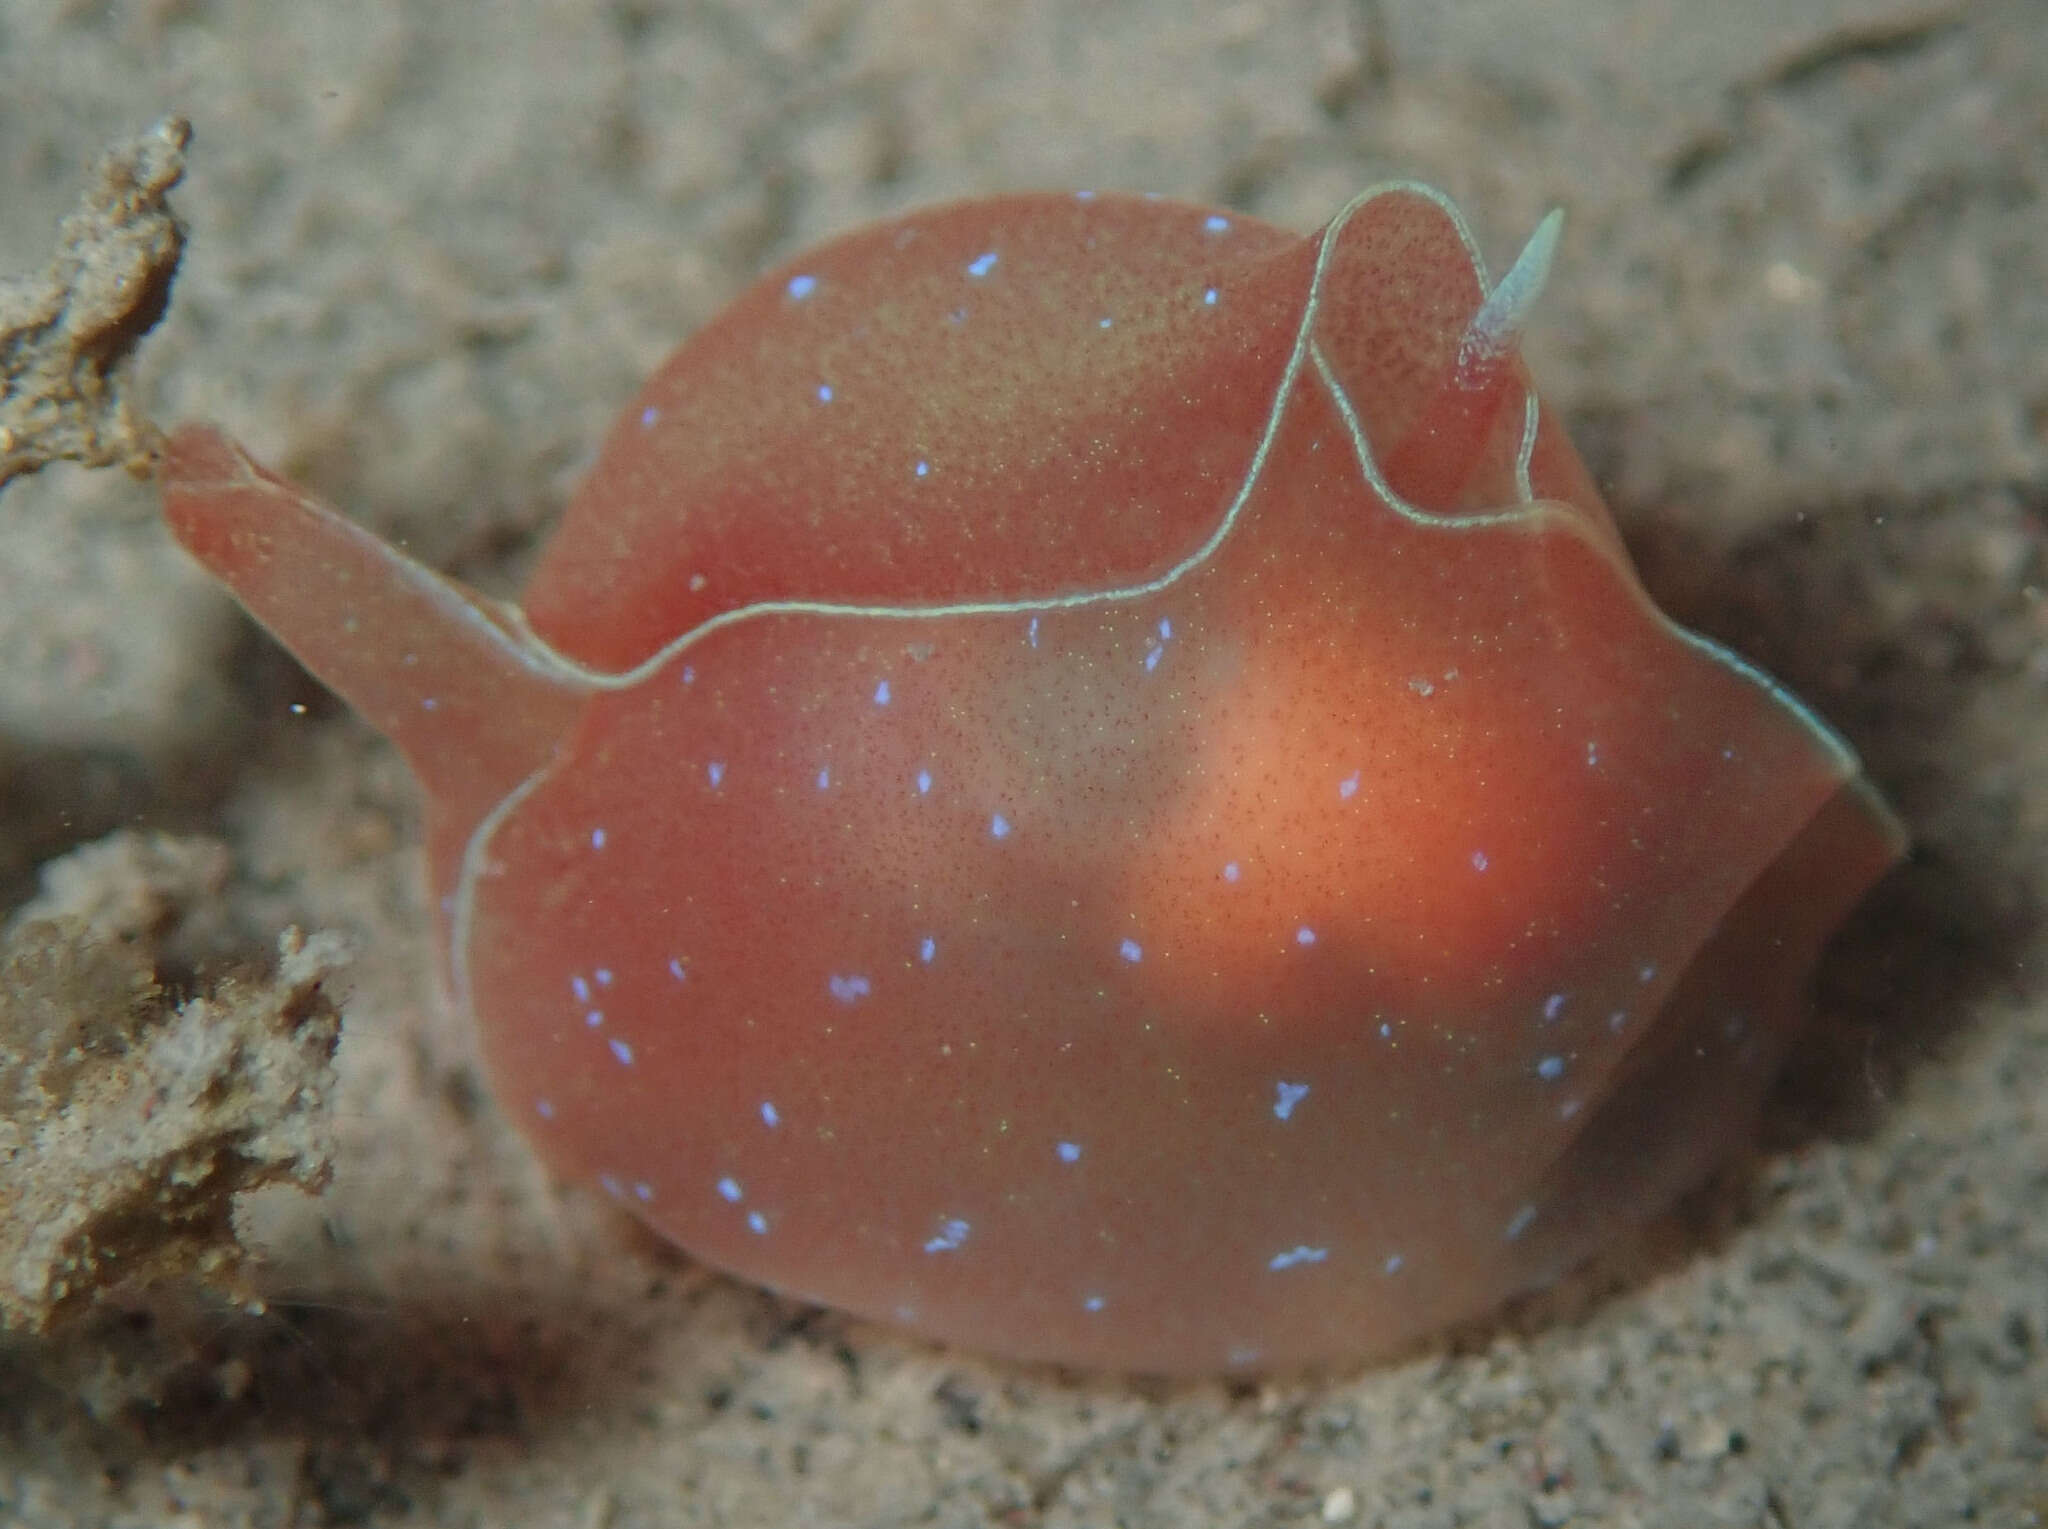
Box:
[2,1,2044,1524]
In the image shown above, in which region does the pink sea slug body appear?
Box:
[160,182,1904,1374]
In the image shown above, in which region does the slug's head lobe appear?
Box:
[518,192,1323,672]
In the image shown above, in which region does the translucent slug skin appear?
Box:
[162,184,1904,1374]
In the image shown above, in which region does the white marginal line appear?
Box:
[449,764,552,1017]
[1663,624,1866,775]
[1312,261,1867,779]
[1310,342,1543,531]
[1315,331,1865,775]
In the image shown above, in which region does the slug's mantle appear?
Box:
[160,183,1904,1375]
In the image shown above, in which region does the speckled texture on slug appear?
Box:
[159,183,1902,1374]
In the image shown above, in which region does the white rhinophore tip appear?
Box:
[1459,208,1564,373]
